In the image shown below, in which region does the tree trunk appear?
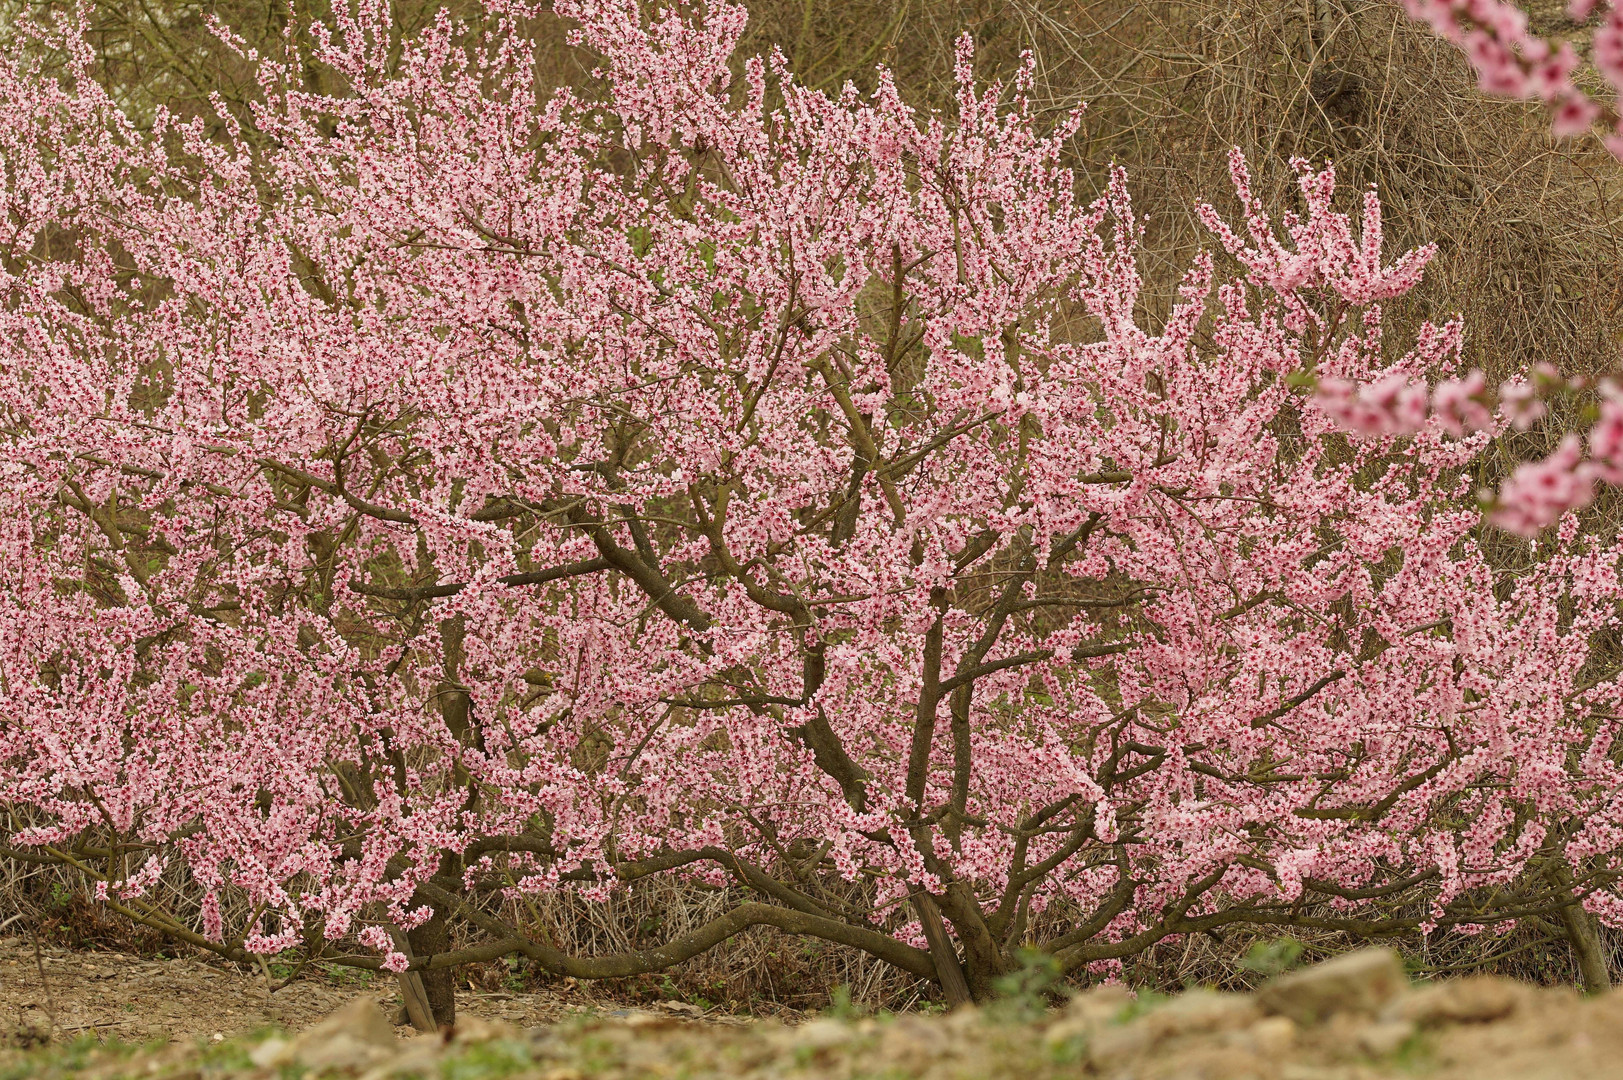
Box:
[396,614,471,1029]
[396,968,437,1032]
[943,881,1010,1002]
[407,905,459,1026]
[912,890,973,1007]
[1559,898,1612,995]
[387,928,440,1032]
[1549,860,1611,994]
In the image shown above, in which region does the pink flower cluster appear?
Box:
[1315,360,1623,535]
[1489,388,1623,531]
[1316,371,1494,436]
[1402,0,1623,157]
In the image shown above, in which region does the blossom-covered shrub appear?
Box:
[4,0,1623,1011]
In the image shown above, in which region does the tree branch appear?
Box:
[349,557,612,601]
[1251,669,1346,729]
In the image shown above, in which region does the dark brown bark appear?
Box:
[386,926,437,1032]
[395,969,436,1032]
[407,906,458,1026]
[912,890,973,1007]
[942,881,1009,1002]
[411,878,938,981]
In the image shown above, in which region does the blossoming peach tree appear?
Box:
[5,0,1623,1022]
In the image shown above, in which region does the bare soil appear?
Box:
[3,942,1623,1078]
[0,935,754,1047]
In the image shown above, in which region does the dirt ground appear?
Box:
[5,942,1623,1078]
[0,934,752,1047]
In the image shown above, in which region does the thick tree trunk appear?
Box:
[407,905,459,1026]
[943,881,1010,1002]
[1558,901,1612,995]
[1550,861,1611,994]
[396,968,437,1032]
[912,891,973,1007]
[394,614,471,1029]
[388,927,441,1032]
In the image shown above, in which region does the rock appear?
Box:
[295,1035,395,1073]
[1078,990,1259,1070]
[286,996,398,1073]
[1044,983,1131,1048]
[1042,1020,1088,1053]
[622,1012,681,1031]
[1086,1020,1153,1069]
[248,1036,293,1069]
[1389,976,1519,1026]
[935,1005,981,1034]
[357,1035,445,1080]
[1258,948,1408,1025]
[1355,1018,1416,1057]
[1161,1046,1279,1080]
[447,1015,519,1044]
[874,1016,944,1071]
[1279,1066,1354,1080]
[1139,990,1259,1038]
[6,1018,50,1050]
[790,1018,854,1053]
[1067,982,1133,1025]
[1235,1015,1297,1055]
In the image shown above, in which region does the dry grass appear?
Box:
[483,876,932,1012]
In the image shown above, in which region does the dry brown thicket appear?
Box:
[2,0,1621,1009]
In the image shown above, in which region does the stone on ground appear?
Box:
[1257,946,1409,1024]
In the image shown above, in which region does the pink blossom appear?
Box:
[1589,390,1623,475]
[1496,378,1547,430]
[1317,369,1497,438]
[1403,0,1623,156]
[1552,95,1601,136]
[1489,436,1597,531]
